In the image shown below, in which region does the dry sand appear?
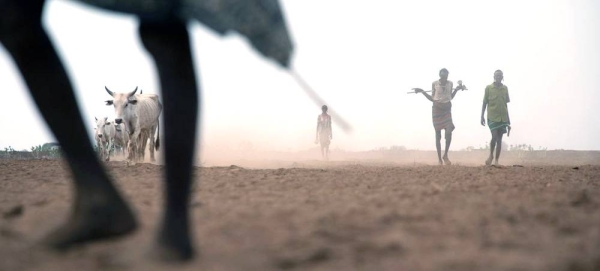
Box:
[1,153,600,271]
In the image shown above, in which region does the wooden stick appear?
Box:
[289,68,353,133]
[407,90,432,94]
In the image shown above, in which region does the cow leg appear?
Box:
[104,140,110,161]
[114,141,119,156]
[101,141,106,161]
[128,140,136,164]
[118,140,124,157]
[140,130,148,162]
[148,125,157,162]
[0,0,136,249]
[96,139,102,160]
[135,130,146,163]
[128,129,140,165]
[139,19,198,261]
[106,139,113,161]
[125,121,136,163]
[103,140,108,161]
[123,136,130,158]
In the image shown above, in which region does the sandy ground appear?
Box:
[1,157,600,271]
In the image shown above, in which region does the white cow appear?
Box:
[105,86,162,165]
[113,122,129,157]
[94,117,116,161]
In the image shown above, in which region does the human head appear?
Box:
[321,105,328,113]
[439,68,449,81]
[494,70,504,83]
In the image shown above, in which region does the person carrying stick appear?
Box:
[413,68,466,165]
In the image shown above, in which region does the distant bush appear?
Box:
[1,144,62,160]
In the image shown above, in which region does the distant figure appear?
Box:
[481,70,511,166]
[413,68,465,165]
[315,105,332,160]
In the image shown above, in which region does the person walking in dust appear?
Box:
[413,68,465,165]
[481,70,511,166]
[315,105,332,160]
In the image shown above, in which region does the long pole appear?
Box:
[289,68,353,133]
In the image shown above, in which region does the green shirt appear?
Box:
[483,83,510,122]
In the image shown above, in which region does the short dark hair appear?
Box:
[439,68,449,75]
[321,105,328,111]
[494,69,503,75]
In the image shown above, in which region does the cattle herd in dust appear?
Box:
[95,87,162,165]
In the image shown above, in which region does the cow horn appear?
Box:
[105,86,114,97]
[128,87,138,98]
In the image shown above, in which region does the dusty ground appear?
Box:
[1,159,600,271]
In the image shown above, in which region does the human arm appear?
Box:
[412,83,434,102]
[506,87,511,125]
[481,102,487,126]
[481,86,488,126]
[315,117,320,143]
[328,117,333,139]
[451,82,462,99]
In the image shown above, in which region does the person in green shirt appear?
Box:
[481,70,511,166]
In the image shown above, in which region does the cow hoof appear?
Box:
[42,197,137,250]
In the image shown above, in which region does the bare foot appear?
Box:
[152,220,194,262]
[443,156,451,165]
[43,194,137,250]
[494,160,500,166]
[438,160,443,165]
[485,156,493,166]
[150,242,194,263]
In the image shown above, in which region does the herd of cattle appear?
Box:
[94,87,162,165]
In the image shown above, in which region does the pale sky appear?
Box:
[1,0,599,154]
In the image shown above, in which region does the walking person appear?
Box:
[481,70,511,166]
[315,105,332,160]
[413,68,465,165]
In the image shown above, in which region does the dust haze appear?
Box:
[143,137,600,168]
[1,0,600,155]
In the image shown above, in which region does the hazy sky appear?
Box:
[1,0,599,153]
